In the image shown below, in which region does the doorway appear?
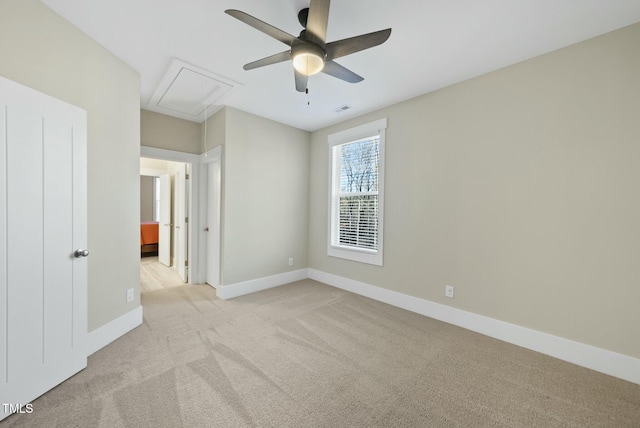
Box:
[139,145,220,290]
[140,157,190,288]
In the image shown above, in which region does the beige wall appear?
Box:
[140,158,172,172]
[309,23,640,359]
[222,108,310,284]
[152,104,310,287]
[0,0,141,331]
[140,176,154,222]
[205,107,226,153]
[141,109,202,154]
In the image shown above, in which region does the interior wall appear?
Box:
[140,158,171,172]
[141,109,202,154]
[309,22,640,359]
[204,108,226,155]
[223,107,310,285]
[0,0,141,332]
[142,106,309,287]
[140,176,154,222]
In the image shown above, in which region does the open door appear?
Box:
[206,158,221,287]
[175,164,188,282]
[158,173,171,267]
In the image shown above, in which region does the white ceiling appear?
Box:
[41,0,640,132]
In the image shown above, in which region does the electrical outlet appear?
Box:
[445,285,454,299]
[126,288,134,303]
[288,257,294,266]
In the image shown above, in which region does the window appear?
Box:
[328,118,386,265]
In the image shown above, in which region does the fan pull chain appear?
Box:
[306,87,310,106]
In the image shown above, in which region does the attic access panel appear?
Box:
[147,59,238,122]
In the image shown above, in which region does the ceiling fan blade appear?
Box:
[225,9,297,46]
[294,70,308,92]
[325,28,392,60]
[306,0,330,45]
[244,51,291,70]
[321,61,364,83]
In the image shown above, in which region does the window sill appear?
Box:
[328,245,383,266]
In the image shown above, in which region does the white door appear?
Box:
[158,173,171,267]
[206,159,221,287]
[175,164,187,282]
[0,76,87,420]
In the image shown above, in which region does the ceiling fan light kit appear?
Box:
[291,44,325,76]
[225,0,391,92]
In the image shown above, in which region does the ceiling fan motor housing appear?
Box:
[298,8,309,28]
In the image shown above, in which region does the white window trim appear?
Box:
[327,118,386,266]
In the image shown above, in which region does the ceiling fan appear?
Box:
[225,0,391,92]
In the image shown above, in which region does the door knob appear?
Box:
[74,249,89,258]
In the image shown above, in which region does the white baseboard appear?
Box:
[217,269,308,300]
[86,306,143,356]
[308,268,640,385]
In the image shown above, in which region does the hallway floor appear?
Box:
[140,256,185,292]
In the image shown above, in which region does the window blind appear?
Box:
[332,136,380,251]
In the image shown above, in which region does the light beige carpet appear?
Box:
[5,280,640,427]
